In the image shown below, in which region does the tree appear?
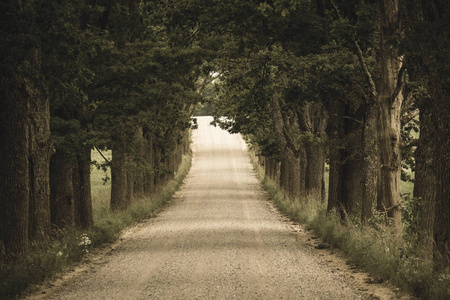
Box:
[403,0,450,266]
[0,0,52,258]
[40,0,100,229]
[375,0,405,234]
[329,0,405,232]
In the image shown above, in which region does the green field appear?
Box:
[91,149,112,210]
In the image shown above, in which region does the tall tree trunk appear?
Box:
[327,102,349,216]
[264,157,271,180]
[376,102,403,231]
[153,144,163,190]
[73,146,93,229]
[279,150,290,194]
[167,148,176,181]
[0,1,50,258]
[287,147,301,199]
[133,126,145,198]
[337,149,352,218]
[269,90,298,197]
[111,133,128,210]
[270,158,278,182]
[431,89,450,267]
[298,102,327,202]
[404,0,450,265]
[377,0,404,234]
[144,133,155,196]
[126,170,133,206]
[305,142,325,201]
[327,148,340,213]
[0,76,30,259]
[181,129,189,154]
[413,105,435,258]
[361,103,378,225]
[28,89,53,242]
[50,151,75,229]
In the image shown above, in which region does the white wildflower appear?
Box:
[78,233,91,246]
[78,233,92,253]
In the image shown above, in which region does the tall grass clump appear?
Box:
[0,151,192,299]
[249,151,450,300]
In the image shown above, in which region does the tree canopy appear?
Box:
[0,0,449,282]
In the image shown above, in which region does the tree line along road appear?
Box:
[26,116,410,300]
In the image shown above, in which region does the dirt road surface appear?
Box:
[27,116,410,300]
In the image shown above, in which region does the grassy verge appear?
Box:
[0,150,192,299]
[249,151,449,300]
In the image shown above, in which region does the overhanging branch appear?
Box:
[401,108,419,126]
[355,41,378,102]
[95,146,111,165]
[329,0,378,102]
[390,63,406,104]
[270,91,300,157]
[401,139,419,149]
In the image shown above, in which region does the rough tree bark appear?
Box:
[432,89,450,267]
[408,0,450,268]
[0,1,52,258]
[361,104,378,225]
[73,146,93,229]
[377,0,404,234]
[133,126,145,198]
[50,151,75,229]
[269,90,306,199]
[28,87,53,242]
[413,104,435,257]
[0,76,31,259]
[111,133,128,210]
[153,144,163,190]
[265,157,279,183]
[287,147,302,199]
[327,102,358,217]
[279,150,290,194]
[298,102,327,201]
[126,171,133,206]
[304,143,325,201]
[350,0,404,232]
[143,132,155,196]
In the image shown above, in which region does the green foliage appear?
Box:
[401,195,422,241]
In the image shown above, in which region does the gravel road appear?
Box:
[27,116,407,300]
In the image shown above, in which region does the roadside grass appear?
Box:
[0,150,192,299]
[249,152,450,300]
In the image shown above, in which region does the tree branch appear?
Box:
[401,108,419,126]
[196,72,222,94]
[270,90,300,156]
[95,146,111,165]
[390,63,406,104]
[329,0,378,102]
[355,41,378,102]
[329,0,342,19]
[343,115,363,124]
[401,139,419,149]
